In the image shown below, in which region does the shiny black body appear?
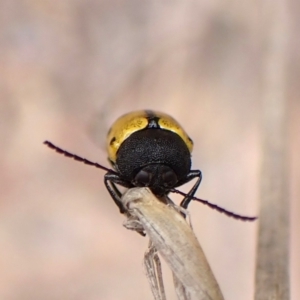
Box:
[105,128,202,213]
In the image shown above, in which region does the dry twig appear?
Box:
[255,0,290,298]
[122,187,224,300]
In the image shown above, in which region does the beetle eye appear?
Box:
[162,170,177,187]
[135,169,152,186]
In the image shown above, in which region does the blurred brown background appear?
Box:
[0,0,299,299]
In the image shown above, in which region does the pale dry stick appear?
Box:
[122,187,225,300]
[125,204,190,300]
[144,243,167,300]
[145,241,190,300]
[124,214,167,300]
[129,200,194,299]
[151,247,166,299]
[255,0,290,298]
[173,272,190,300]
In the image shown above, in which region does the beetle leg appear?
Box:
[178,170,202,209]
[104,172,132,214]
[109,181,122,198]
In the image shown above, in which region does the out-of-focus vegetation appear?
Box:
[0,1,298,299]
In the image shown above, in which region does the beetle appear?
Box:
[44,110,256,221]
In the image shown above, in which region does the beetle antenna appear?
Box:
[171,189,257,221]
[44,141,115,173]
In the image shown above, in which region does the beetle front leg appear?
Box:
[104,172,132,214]
[178,170,202,209]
